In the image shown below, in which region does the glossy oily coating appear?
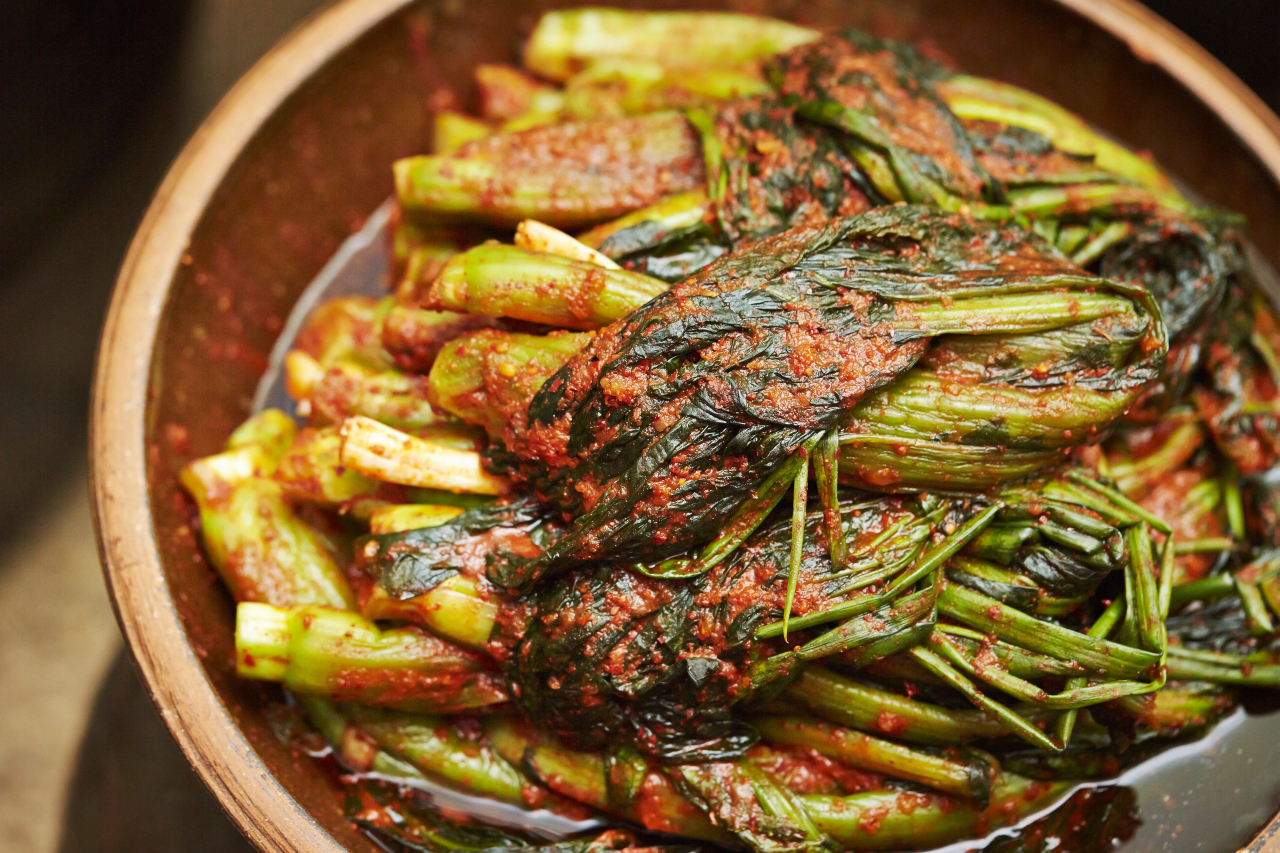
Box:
[602,30,1237,355]
[769,32,1000,207]
[501,493,949,763]
[695,95,872,242]
[484,206,1162,586]
[136,6,1280,853]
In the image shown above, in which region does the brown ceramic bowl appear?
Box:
[91,1,1280,852]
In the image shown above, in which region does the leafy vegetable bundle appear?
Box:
[180,10,1280,853]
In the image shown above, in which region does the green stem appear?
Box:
[883,505,1001,598]
[1159,536,1176,620]
[835,622,934,672]
[1041,480,1139,526]
[1006,184,1188,218]
[801,773,1068,851]
[1236,575,1275,634]
[939,75,1178,191]
[394,112,704,229]
[235,603,507,713]
[934,624,1095,679]
[344,706,531,804]
[275,426,383,505]
[907,646,1059,751]
[783,450,811,640]
[928,630,1160,711]
[753,716,989,801]
[1167,573,1235,610]
[1055,596,1125,745]
[757,503,996,640]
[483,718,730,844]
[226,409,298,460]
[1071,221,1132,267]
[839,438,1059,491]
[845,370,1140,453]
[1174,537,1236,553]
[428,244,669,329]
[1124,523,1164,653]
[1109,684,1234,731]
[523,9,819,80]
[284,350,442,430]
[1166,646,1280,687]
[938,584,1160,680]
[813,429,848,572]
[674,761,827,853]
[751,589,935,685]
[180,445,356,609]
[1067,470,1172,534]
[783,667,1014,746]
[426,329,589,437]
[577,190,712,252]
[1224,465,1247,540]
[962,525,1038,565]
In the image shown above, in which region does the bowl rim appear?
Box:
[89,2,1280,853]
[90,3,418,851]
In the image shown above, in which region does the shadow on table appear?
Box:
[58,652,255,853]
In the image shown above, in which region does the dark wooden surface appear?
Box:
[58,653,256,853]
[0,3,330,850]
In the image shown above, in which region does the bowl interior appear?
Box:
[117,1,1280,852]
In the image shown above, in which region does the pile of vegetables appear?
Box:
[180,9,1280,853]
